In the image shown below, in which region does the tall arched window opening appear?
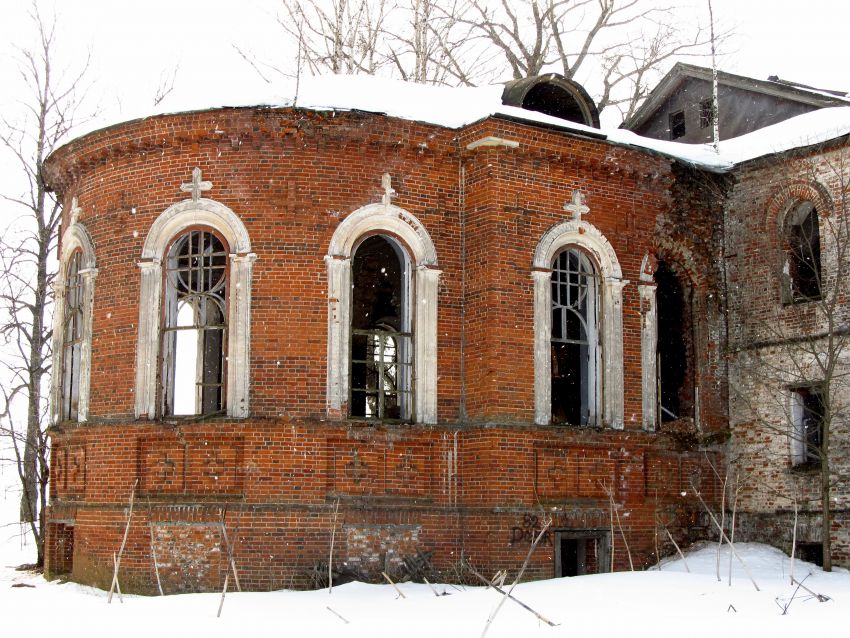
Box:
[161,229,228,416]
[349,235,412,421]
[551,248,599,425]
[655,261,694,424]
[61,250,84,421]
[784,201,821,301]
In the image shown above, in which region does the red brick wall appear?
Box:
[43,107,726,590]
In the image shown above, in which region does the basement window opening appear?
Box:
[555,530,610,577]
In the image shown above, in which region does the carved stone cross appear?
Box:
[180,167,212,202]
[564,189,589,222]
[381,172,396,206]
[70,197,82,225]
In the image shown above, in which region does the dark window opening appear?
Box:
[785,202,821,301]
[161,229,228,416]
[522,83,586,124]
[655,261,694,424]
[669,110,686,139]
[796,542,824,567]
[555,531,609,577]
[350,235,412,420]
[551,249,598,425]
[699,98,714,129]
[792,385,823,467]
[61,250,84,421]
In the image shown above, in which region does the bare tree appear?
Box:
[463,0,722,119]
[727,147,850,572]
[0,4,91,565]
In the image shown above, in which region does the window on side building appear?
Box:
[783,201,821,302]
[669,110,686,139]
[349,235,413,421]
[161,229,229,416]
[790,385,824,467]
[551,248,599,425]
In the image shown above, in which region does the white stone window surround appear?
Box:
[532,219,626,428]
[135,198,255,419]
[326,202,441,424]
[51,221,98,423]
[638,253,658,431]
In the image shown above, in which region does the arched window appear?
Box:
[135,197,254,420]
[326,194,440,424]
[784,201,821,301]
[532,214,624,428]
[51,214,97,424]
[550,248,599,425]
[60,250,84,421]
[161,229,228,416]
[349,235,413,420]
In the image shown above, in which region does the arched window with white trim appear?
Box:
[135,198,254,419]
[532,216,624,428]
[52,217,97,424]
[326,196,440,424]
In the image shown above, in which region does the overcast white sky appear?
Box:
[0,0,848,172]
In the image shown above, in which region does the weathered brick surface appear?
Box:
[42,107,727,591]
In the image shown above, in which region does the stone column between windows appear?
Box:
[414,266,441,424]
[532,269,552,426]
[639,283,657,431]
[77,267,98,422]
[227,253,256,418]
[135,259,163,419]
[325,254,350,417]
[603,277,626,430]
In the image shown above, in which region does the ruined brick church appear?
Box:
[42,71,850,591]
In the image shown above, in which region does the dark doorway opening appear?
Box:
[797,542,824,567]
[49,522,75,575]
[555,530,610,577]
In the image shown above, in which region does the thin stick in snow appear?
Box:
[147,498,164,596]
[217,572,230,618]
[691,485,759,591]
[382,571,406,598]
[328,498,340,594]
[108,479,138,604]
[790,494,799,585]
[326,606,350,624]
[220,507,242,593]
[480,518,551,638]
[423,576,440,597]
[662,525,690,572]
[466,561,558,627]
[601,480,633,571]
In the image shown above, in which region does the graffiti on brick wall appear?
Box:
[510,513,553,546]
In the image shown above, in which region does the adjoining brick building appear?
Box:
[40,72,848,592]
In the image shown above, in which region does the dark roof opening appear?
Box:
[502,75,601,129]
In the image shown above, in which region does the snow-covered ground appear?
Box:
[1,495,848,638]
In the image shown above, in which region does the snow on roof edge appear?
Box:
[54,74,850,175]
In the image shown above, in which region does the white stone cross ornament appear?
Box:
[564,189,589,222]
[181,167,213,202]
[381,172,396,206]
[69,197,82,225]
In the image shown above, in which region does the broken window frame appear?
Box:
[790,384,824,468]
[550,247,600,426]
[782,201,822,303]
[348,234,414,422]
[60,249,84,421]
[669,109,686,139]
[159,227,230,417]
